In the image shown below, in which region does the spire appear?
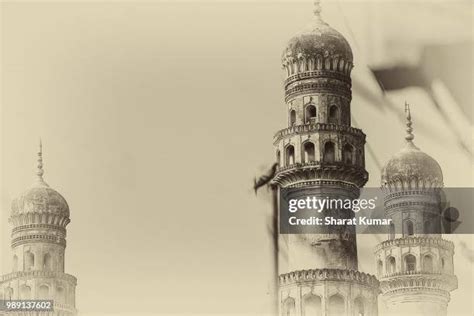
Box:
[313,0,323,22]
[36,139,48,186]
[405,102,415,142]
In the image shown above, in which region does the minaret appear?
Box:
[0,142,77,316]
[374,104,457,316]
[272,2,379,315]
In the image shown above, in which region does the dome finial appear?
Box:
[36,138,47,185]
[405,102,415,142]
[313,0,323,20]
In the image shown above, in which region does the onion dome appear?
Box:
[281,1,353,77]
[11,142,70,223]
[381,104,443,188]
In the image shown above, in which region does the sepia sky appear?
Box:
[1,1,473,315]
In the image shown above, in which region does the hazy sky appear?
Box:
[1,1,472,315]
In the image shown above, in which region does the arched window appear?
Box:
[57,287,66,304]
[305,104,316,123]
[282,297,296,316]
[20,285,31,299]
[387,256,396,274]
[285,145,295,166]
[354,297,365,316]
[441,258,446,271]
[5,287,13,300]
[24,251,34,271]
[303,294,322,316]
[389,223,395,240]
[405,254,416,272]
[276,150,281,166]
[356,149,363,166]
[290,110,296,126]
[423,220,431,234]
[423,255,434,273]
[38,285,49,299]
[405,220,414,236]
[377,260,383,276]
[303,142,315,163]
[328,106,339,124]
[12,255,18,272]
[323,142,335,163]
[342,144,353,164]
[328,294,344,316]
[43,253,52,271]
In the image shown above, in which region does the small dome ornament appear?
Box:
[381,103,443,189]
[36,139,49,187]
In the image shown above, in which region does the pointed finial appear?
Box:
[313,0,322,20]
[405,102,415,142]
[36,139,47,184]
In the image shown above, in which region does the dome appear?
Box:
[381,142,443,186]
[12,182,70,217]
[381,104,443,187]
[282,19,353,64]
[11,142,70,218]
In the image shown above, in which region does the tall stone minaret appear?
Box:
[374,104,457,316]
[0,142,77,316]
[272,2,379,315]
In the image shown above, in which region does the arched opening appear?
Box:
[387,256,396,274]
[305,104,317,123]
[441,258,446,271]
[423,255,434,273]
[423,220,431,234]
[303,294,322,316]
[276,150,281,166]
[303,142,315,163]
[342,144,353,164]
[282,297,296,316]
[38,285,49,299]
[43,253,52,271]
[328,106,339,124]
[20,285,31,299]
[405,254,416,272]
[5,287,13,300]
[24,251,34,271]
[389,223,395,240]
[323,142,335,163]
[354,297,365,316]
[285,145,295,166]
[356,149,363,166]
[57,287,66,304]
[289,110,296,126]
[377,260,383,276]
[328,294,345,316]
[12,255,18,272]
[405,220,414,236]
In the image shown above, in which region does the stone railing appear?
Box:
[53,302,77,314]
[0,270,77,284]
[274,123,364,144]
[284,70,351,87]
[375,236,454,252]
[382,270,445,278]
[280,268,379,288]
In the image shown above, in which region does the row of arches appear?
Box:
[388,219,441,239]
[289,105,340,126]
[13,251,56,272]
[283,55,352,77]
[282,294,365,316]
[277,142,362,167]
[2,284,67,302]
[377,254,448,276]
